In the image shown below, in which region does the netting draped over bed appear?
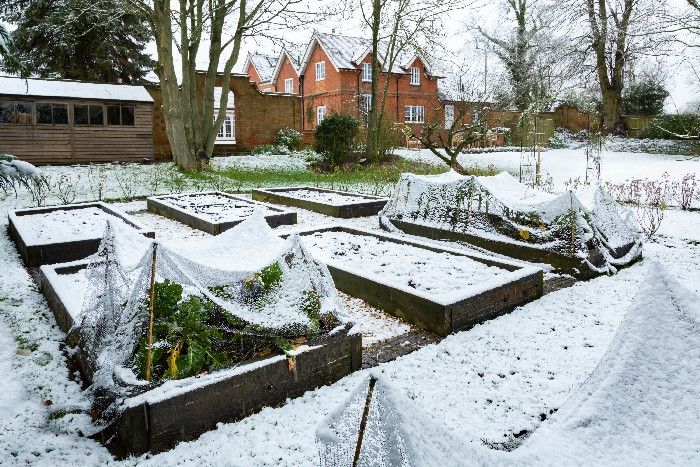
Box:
[317,376,412,467]
[379,171,643,274]
[78,211,343,396]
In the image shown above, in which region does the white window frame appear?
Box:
[316,105,327,125]
[214,87,236,144]
[410,67,421,85]
[404,105,424,124]
[216,111,236,143]
[315,61,326,81]
[284,78,294,94]
[444,104,455,129]
[360,94,372,117]
[362,63,372,82]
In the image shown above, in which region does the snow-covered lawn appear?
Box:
[396,145,700,191]
[0,156,699,465]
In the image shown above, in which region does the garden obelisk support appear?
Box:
[146,243,158,382]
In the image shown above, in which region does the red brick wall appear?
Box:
[148,73,302,158]
[247,63,275,92]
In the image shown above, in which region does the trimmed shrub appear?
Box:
[622,79,669,117]
[314,113,360,168]
[276,128,302,151]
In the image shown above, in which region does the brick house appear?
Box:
[243,52,278,93]
[268,50,301,94]
[247,32,447,137]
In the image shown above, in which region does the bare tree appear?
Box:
[127,0,317,170]
[479,1,547,111]
[359,0,462,162]
[556,0,673,132]
[411,104,487,174]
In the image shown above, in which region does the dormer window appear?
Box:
[410,67,420,85]
[316,61,326,81]
[362,63,372,82]
[284,78,294,94]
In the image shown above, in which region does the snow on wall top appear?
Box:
[0,76,154,103]
[248,53,278,82]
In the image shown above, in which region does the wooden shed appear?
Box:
[0,76,155,165]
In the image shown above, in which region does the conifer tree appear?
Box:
[1,0,154,83]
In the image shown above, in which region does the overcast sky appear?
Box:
[3,1,699,111]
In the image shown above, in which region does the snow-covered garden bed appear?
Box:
[147,191,297,235]
[34,215,362,456]
[291,225,543,335]
[8,202,154,266]
[252,186,388,218]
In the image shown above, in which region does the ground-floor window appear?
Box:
[405,105,424,124]
[317,105,326,126]
[360,94,372,119]
[216,111,236,142]
[214,87,235,144]
[444,104,454,129]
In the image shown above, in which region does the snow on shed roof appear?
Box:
[0,76,154,102]
[246,53,278,83]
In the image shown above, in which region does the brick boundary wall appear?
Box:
[146,72,303,160]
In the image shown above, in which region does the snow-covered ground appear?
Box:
[396,146,700,192]
[1,152,699,465]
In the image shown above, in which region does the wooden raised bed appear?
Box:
[147,191,296,235]
[387,218,641,279]
[285,226,544,336]
[38,260,362,457]
[8,202,155,267]
[252,186,388,218]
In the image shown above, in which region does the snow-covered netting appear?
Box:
[316,376,466,467]
[380,171,643,275]
[318,263,700,466]
[514,262,700,464]
[76,212,343,410]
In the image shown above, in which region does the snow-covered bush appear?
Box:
[275,128,303,151]
[0,154,48,203]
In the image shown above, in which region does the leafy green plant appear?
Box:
[622,78,669,117]
[314,113,360,169]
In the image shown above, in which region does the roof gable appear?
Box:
[269,50,300,84]
[244,52,277,83]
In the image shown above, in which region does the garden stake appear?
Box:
[353,376,377,467]
[146,243,158,383]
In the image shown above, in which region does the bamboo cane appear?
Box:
[353,376,377,467]
[145,243,158,383]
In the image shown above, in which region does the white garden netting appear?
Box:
[380,171,643,274]
[77,211,343,408]
[316,376,411,467]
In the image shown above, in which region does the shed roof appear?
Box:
[0,76,154,102]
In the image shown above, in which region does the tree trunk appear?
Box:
[366,0,381,162]
[601,86,622,132]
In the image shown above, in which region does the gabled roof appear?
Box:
[243,52,277,83]
[269,49,300,84]
[299,31,439,78]
[0,76,154,102]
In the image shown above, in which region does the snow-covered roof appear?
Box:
[0,76,154,103]
[245,53,277,83]
[300,31,438,77]
[269,50,300,85]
